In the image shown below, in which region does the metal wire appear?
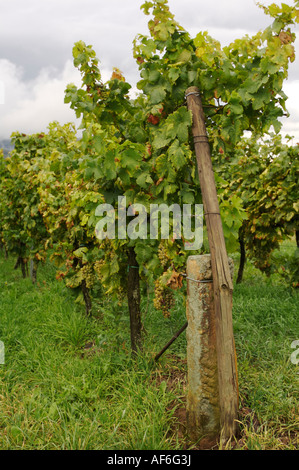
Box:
[181,273,213,284]
[185,91,200,99]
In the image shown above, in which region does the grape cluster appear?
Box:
[154,278,175,318]
[80,264,95,289]
[94,259,105,280]
[116,286,126,305]
[158,242,169,268]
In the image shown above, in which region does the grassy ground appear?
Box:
[0,242,298,450]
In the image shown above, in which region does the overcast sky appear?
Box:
[0,0,298,141]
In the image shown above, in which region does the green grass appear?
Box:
[0,256,185,450]
[0,242,298,450]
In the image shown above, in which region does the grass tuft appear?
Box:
[0,242,298,450]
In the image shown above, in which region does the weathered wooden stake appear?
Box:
[186,86,238,442]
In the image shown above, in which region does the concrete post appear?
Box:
[186,254,234,444]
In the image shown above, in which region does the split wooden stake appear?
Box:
[186,86,239,442]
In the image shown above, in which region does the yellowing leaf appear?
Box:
[293,201,299,212]
[279,31,293,45]
[195,47,205,59]
[80,214,90,226]
[111,67,125,82]
[178,49,192,63]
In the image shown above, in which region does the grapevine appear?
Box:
[157,241,169,268]
[0,0,298,351]
[80,264,95,289]
[154,276,175,318]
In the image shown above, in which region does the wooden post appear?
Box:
[186,255,220,444]
[236,229,246,284]
[186,255,235,445]
[0,340,4,365]
[186,86,238,442]
[127,247,142,355]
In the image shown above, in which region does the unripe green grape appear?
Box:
[80,264,95,289]
[94,259,105,279]
[158,242,169,268]
[154,277,175,318]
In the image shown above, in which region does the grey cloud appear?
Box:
[170,0,270,33]
[0,0,148,80]
[0,0,297,81]
[0,0,298,140]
